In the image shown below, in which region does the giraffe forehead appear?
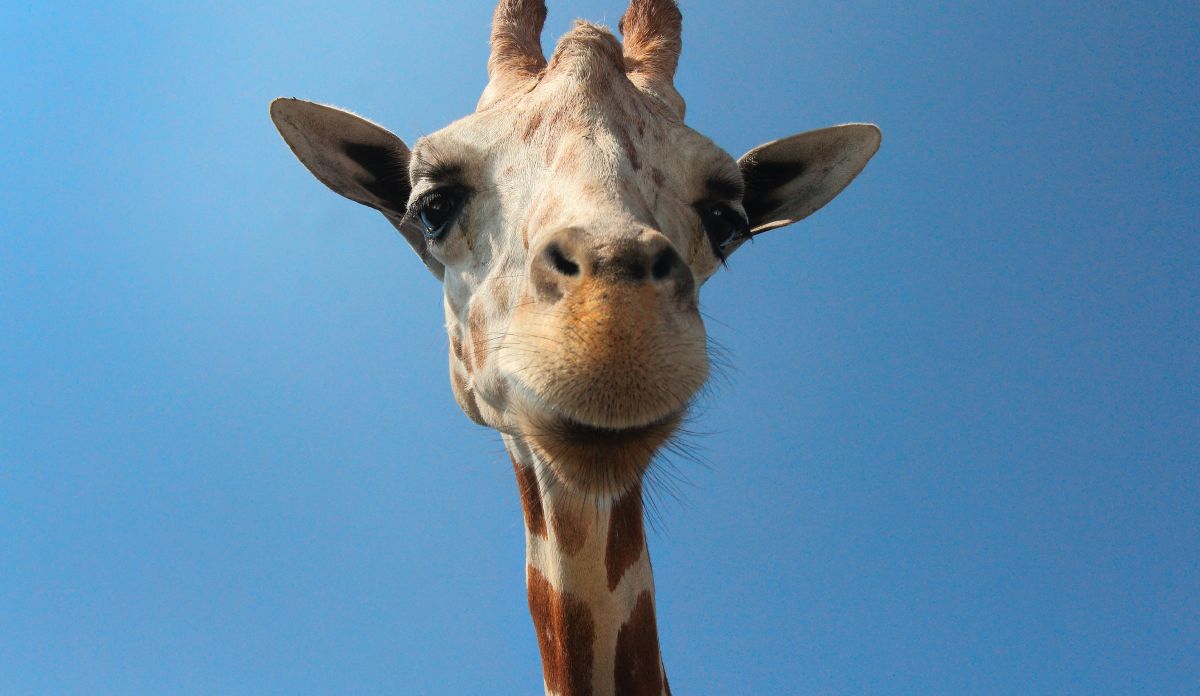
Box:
[422,57,721,187]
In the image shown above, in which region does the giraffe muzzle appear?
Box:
[498,227,709,495]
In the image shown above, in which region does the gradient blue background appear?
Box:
[2,1,1197,693]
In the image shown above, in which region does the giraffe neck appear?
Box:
[506,436,670,696]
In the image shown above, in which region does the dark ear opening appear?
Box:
[737,123,881,238]
[269,98,443,279]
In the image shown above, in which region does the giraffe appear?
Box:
[270,1,879,693]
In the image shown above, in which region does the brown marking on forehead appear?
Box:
[522,109,545,143]
[527,565,595,696]
[605,485,646,591]
[512,454,547,539]
[613,591,663,696]
[614,121,643,171]
[554,139,585,175]
[451,368,484,425]
[538,106,578,166]
[469,301,489,369]
[650,167,666,188]
[546,106,570,135]
[548,498,590,555]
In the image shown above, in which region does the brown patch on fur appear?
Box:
[556,140,584,175]
[540,107,575,165]
[527,565,595,696]
[451,333,467,365]
[546,107,570,136]
[549,498,590,555]
[650,167,666,188]
[452,369,483,424]
[614,591,663,696]
[522,110,545,143]
[469,301,488,369]
[512,455,547,538]
[492,281,512,316]
[606,485,646,591]
[614,122,643,171]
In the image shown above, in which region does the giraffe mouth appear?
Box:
[545,410,683,448]
[516,403,684,497]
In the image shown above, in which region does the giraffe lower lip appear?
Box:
[547,410,682,445]
[519,407,684,497]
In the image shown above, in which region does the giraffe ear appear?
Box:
[735,123,881,239]
[269,98,444,280]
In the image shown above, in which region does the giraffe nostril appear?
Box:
[650,247,681,281]
[546,243,581,277]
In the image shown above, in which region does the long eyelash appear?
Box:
[409,144,461,183]
[706,172,746,201]
[712,238,727,264]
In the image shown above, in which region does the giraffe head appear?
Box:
[271,0,879,500]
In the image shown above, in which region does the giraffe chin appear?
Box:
[516,405,683,499]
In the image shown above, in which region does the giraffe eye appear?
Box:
[414,186,467,241]
[696,201,749,261]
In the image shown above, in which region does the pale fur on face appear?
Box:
[429,24,739,485]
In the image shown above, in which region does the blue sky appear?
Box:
[1,1,1196,693]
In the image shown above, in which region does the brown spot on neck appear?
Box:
[605,485,646,591]
[512,455,547,539]
[614,591,664,696]
[548,495,591,555]
[527,565,596,696]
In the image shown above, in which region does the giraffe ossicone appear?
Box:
[271,1,879,693]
